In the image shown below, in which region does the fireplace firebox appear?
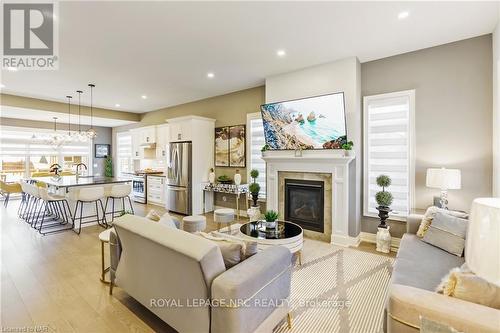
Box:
[284,179,324,233]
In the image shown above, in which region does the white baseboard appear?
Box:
[331,233,361,247]
[359,232,401,252]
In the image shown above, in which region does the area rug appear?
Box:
[274,240,394,333]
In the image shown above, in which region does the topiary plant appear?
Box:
[375,191,393,207]
[250,169,259,182]
[376,174,391,189]
[249,182,260,194]
[375,174,393,228]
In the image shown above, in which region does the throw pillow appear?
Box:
[417,206,468,238]
[211,231,258,259]
[145,210,161,222]
[422,212,468,256]
[195,232,243,268]
[158,212,178,229]
[436,265,500,309]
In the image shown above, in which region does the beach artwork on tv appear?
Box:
[260,93,347,150]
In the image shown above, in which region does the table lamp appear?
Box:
[426,167,461,209]
[465,198,500,286]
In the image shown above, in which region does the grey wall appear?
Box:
[92,127,112,176]
[361,35,493,237]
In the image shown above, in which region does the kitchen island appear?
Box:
[30,176,133,230]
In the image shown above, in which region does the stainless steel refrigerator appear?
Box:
[166,141,192,215]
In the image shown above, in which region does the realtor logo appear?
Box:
[2,2,59,70]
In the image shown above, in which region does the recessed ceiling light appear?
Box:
[398,11,409,20]
[141,95,147,99]
[7,66,17,72]
[207,72,215,79]
[276,49,286,57]
[115,103,120,107]
[0,84,4,88]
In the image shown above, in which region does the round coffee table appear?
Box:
[239,221,303,265]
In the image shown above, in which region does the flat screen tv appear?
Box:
[260,92,347,150]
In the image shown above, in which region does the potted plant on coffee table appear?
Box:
[264,210,279,229]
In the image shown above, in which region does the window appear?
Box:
[116,131,133,176]
[247,113,266,198]
[0,126,92,180]
[363,90,415,220]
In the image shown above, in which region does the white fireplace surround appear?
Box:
[263,149,358,247]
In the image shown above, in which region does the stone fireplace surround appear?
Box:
[263,149,358,247]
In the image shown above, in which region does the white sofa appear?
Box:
[109,214,293,333]
[385,214,500,332]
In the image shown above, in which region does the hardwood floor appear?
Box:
[1,199,392,332]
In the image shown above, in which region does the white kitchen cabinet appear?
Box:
[142,126,156,144]
[147,175,165,205]
[131,129,142,159]
[156,124,169,159]
[169,121,192,142]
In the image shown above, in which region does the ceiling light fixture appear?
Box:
[0,84,4,88]
[45,117,65,149]
[66,95,73,142]
[207,72,215,79]
[398,11,409,20]
[76,90,87,142]
[86,83,97,139]
[276,49,286,57]
[141,95,147,99]
[115,103,120,107]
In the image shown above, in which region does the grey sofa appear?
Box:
[109,214,292,333]
[385,214,500,333]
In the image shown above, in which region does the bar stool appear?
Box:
[36,187,74,235]
[182,215,206,233]
[0,180,22,208]
[104,184,134,222]
[73,187,107,234]
[214,208,235,233]
[98,228,113,284]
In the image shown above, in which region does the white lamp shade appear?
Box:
[426,168,461,190]
[465,198,500,286]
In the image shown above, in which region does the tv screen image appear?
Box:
[260,92,347,150]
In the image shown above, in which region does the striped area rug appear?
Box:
[274,240,394,333]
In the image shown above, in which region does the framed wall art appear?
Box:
[214,127,230,166]
[229,125,246,167]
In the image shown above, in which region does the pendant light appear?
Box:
[45,117,65,149]
[66,95,73,142]
[76,90,87,142]
[86,83,97,139]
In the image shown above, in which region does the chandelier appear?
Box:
[75,90,88,142]
[45,117,66,149]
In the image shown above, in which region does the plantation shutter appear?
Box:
[249,117,266,197]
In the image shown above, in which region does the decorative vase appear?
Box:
[265,220,277,229]
[376,226,391,253]
[208,171,215,184]
[251,193,259,207]
[376,206,391,228]
[234,171,241,186]
[247,206,261,222]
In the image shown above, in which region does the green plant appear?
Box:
[104,156,113,177]
[341,141,354,150]
[217,175,232,182]
[250,169,259,182]
[375,191,393,207]
[249,182,260,194]
[261,144,270,152]
[264,210,279,222]
[375,174,393,207]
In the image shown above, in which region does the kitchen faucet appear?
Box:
[76,163,88,177]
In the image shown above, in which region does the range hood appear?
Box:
[140,142,156,149]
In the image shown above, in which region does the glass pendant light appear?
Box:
[45,117,65,149]
[86,83,97,139]
[76,90,87,142]
[66,95,74,142]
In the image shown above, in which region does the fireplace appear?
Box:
[284,179,324,233]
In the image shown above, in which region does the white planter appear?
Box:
[344,150,354,157]
[234,173,241,186]
[247,206,261,222]
[208,172,215,184]
[265,220,277,229]
[376,226,391,253]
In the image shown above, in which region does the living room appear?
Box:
[1,1,499,333]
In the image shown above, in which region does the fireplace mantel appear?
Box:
[263,150,358,247]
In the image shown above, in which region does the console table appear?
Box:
[202,183,249,220]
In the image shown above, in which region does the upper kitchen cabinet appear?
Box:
[156,124,169,158]
[141,126,156,144]
[168,120,192,142]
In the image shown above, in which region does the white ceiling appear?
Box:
[1,1,498,113]
[0,106,136,127]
